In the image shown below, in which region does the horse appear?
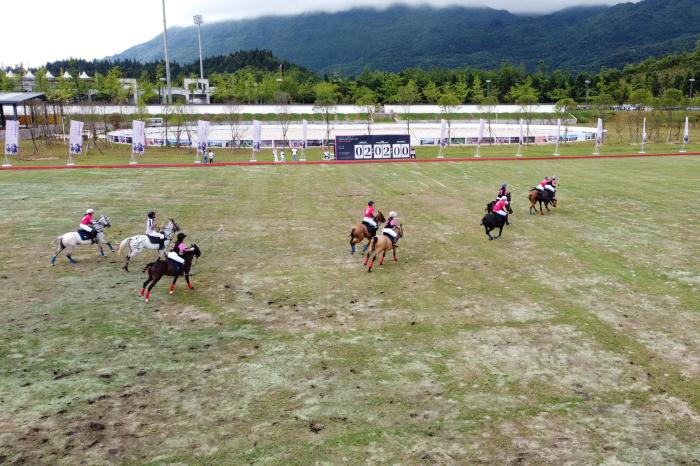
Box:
[118,218,180,272]
[480,212,508,240]
[350,211,386,254]
[140,244,201,303]
[528,189,557,215]
[364,224,403,272]
[486,192,513,216]
[51,215,114,265]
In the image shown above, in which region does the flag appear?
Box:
[197,120,210,154]
[69,120,84,155]
[519,118,524,144]
[683,116,689,144]
[4,120,19,155]
[478,118,485,145]
[642,117,647,144]
[439,119,447,147]
[596,118,603,145]
[252,120,262,152]
[302,119,308,149]
[131,120,145,155]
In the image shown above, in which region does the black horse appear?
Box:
[528,189,557,215]
[481,212,508,240]
[486,192,513,216]
[140,244,201,303]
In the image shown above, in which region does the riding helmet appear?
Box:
[177,233,187,241]
[389,211,397,218]
[148,211,156,218]
[500,196,508,201]
[86,208,94,214]
[501,183,507,188]
[368,200,374,205]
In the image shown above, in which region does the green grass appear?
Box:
[0,156,699,464]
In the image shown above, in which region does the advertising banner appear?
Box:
[69,120,84,154]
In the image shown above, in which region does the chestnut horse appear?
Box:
[350,211,386,254]
[140,244,201,303]
[364,224,403,272]
[528,189,557,215]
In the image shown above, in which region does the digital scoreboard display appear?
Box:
[335,135,411,160]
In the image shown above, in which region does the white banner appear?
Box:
[683,116,689,144]
[302,119,308,148]
[131,120,145,154]
[69,120,84,154]
[642,117,647,144]
[4,120,19,156]
[252,120,262,152]
[439,119,447,147]
[519,118,524,143]
[477,119,485,145]
[197,120,210,154]
[596,118,604,145]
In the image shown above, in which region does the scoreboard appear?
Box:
[335,135,411,160]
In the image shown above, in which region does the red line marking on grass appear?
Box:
[2,152,698,171]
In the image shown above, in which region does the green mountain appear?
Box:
[112,0,700,75]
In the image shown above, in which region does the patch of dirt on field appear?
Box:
[154,304,219,329]
[443,324,650,395]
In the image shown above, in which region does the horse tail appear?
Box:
[118,237,130,255]
[350,227,355,240]
[143,262,155,274]
[370,236,378,251]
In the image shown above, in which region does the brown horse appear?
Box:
[350,211,386,254]
[364,224,403,272]
[140,244,201,303]
[528,189,557,215]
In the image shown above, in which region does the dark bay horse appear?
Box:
[364,224,403,272]
[480,212,508,240]
[528,189,557,215]
[140,244,201,303]
[486,192,513,215]
[350,211,386,254]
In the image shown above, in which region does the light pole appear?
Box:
[193,14,204,80]
[161,0,172,104]
[690,78,695,99]
[485,79,491,97]
[584,80,590,108]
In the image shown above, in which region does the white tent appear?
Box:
[62,71,72,79]
[45,70,55,79]
[79,71,91,80]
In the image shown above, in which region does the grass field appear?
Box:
[1,155,699,464]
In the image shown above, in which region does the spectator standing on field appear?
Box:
[292,146,298,161]
[280,149,286,162]
[273,147,279,163]
[208,150,215,164]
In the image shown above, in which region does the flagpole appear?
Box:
[553,118,561,156]
[680,116,688,153]
[515,118,523,157]
[639,117,646,154]
[593,118,602,155]
[474,118,484,158]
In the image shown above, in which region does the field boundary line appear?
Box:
[2,151,698,171]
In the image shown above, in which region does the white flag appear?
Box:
[439,119,447,147]
[69,120,84,155]
[197,120,210,154]
[302,119,308,148]
[683,116,689,144]
[519,118,524,144]
[642,117,647,144]
[556,118,561,142]
[132,120,145,155]
[596,118,604,145]
[477,118,485,145]
[4,120,19,156]
[252,120,262,152]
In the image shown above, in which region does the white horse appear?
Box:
[51,215,114,265]
[118,218,180,272]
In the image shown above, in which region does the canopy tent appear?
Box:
[0,92,46,129]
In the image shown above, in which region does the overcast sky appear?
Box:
[3,0,635,68]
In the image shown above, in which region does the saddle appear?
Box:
[167,258,184,276]
[147,234,162,245]
[77,229,95,242]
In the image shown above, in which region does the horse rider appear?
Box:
[536,176,556,199]
[362,200,378,236]
[79,208,97,243]
[146,211,166,250]
[492,196,509,221]
[497,182,509,199]
[167,232,194,275]
[382,211,399,246]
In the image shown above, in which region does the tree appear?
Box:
[480,94,499,143]
[355,88,377,135]
[314,82,339,149]
[422,81,440,104]
[471,76,486,104]
[554,97,576,143]
[438,91,461,143]
[508,78,540,144]
[275,90,293,146]
[659,88,685,142]
[395,80,420,136]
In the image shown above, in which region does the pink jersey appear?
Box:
[492,199,507,213]
[176,243,187,253]
[80,213,93,225]
[539,179,549,188]
[364,206,375,218]
[386,218,397,228]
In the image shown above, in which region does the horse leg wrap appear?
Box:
[393,256,398,262]
[187,283,193,290]
[140,287,145,297]
[169,284,175,294]
[145,291,150,302]
[380,256,385,266]
[363,257,369,266]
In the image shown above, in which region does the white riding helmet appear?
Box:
[86,208,94,214]
[389,211,397,218]
[500,196,508,201]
